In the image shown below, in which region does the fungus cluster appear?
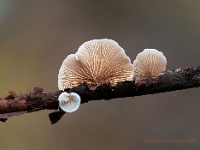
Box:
[57,39,167,113]
[58,39,134,90]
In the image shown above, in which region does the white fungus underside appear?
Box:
[58,92,81,113]
[58,39,134,90]
[133,49,167,79]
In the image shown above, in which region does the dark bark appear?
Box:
[0,67,200,123]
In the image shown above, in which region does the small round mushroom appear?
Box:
[58,38,134,90]
[133,49,167,80]
[58,92,81,113]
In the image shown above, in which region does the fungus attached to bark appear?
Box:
[133,49,167,80]
[58,38,134,90]
[58,92,81,113]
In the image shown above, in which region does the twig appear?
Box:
[0,66,200,123]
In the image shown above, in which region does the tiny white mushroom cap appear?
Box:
[58,92,81,113]
[133,49,167,80]
[58,38,134,90]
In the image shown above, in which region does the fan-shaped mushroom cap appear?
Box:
[58,54,87,90]
[58,92,81,113]
[58,39,134,90]
[133,49,167,80]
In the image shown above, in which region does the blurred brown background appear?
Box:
[0,0,200,150]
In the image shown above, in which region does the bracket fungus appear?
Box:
[58,38,134,90]
[58,92,81,113]
[133,49,167,80]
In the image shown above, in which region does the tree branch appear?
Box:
[1,66,200,123]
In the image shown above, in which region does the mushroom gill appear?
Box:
[58,39,134,90]
[133,49,167,80]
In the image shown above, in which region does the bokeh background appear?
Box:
[0,0,200,150]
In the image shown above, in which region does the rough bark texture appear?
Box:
[0,67,200,122]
